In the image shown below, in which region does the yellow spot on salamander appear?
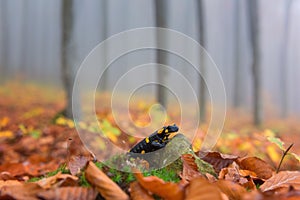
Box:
[157,128,164,134]
[141,150,145,154]
[145,137,150,143]
[165,129,169,133]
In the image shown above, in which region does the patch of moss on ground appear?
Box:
[27,164,70,183]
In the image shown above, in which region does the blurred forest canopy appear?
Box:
[0,0,300,120]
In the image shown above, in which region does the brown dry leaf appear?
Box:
[0,182,42,200]
[0,162,44,177]
[218,162,256,191]
[185,177,224,200]
[0,172,17,181]
[129,181,155,200]
[37,171,78,189]
[0,180,22,188]
[242,190,275,200]
[134,170,185,200]
[181,154,203,181]
[37,186,98,200]
[216,180,247,200]
[260,171,300,192]
[85,161,129,200]
[237,157,274,180]
[67,138,94,175]
[197,151,239,173]
[243,188,300,200]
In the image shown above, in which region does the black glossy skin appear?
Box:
[129,124,179,154]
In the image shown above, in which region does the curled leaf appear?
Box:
[237,157,274,180]
[185,177,224,200]
[67,137,94,175]
[215,180,247,200]
[134,170,185,200]
[85,161,129,200]
[37,171,78,189]
[260,171,300,192]
[197,151,238,173]
[129,181,154,200]
[181,154,203,181]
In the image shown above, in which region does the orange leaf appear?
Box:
[37,186,98,200]
[0,117,9,128]
[134,170,185,200]
[129,181,155,200]
[0,182,42,200]
[37,171,78,189]
[237,157,274,180]
[67,137,95,175]
[181,154,203,181]
[0,180,22,188]
[260,171,300,192]
[197,151,238,173]
[215,180,247,200]
[185,177,224,200]
[85,161,129,200]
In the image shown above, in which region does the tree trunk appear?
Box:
[154,0,168,109]
[248,0,262,126]
[61,0,74,118]
[233,0,242,108]
[0,0,9,80]
[196,0,207,123]
[280,0,293,118]
[99,0,108,92]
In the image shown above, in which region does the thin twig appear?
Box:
[276,143,294,173]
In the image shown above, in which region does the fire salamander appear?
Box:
[129,124,179,154]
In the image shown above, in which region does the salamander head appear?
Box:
[157,124,179,136]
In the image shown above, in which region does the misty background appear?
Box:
[0,0,300,123]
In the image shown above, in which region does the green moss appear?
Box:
[27,163,70,183]
[143,167,180,182]
[79,172,91,187]
[27,176,42,182]
[46,164,69,177]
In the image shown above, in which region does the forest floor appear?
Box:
[0,81,300,200]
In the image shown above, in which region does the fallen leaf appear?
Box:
[267,136,285,151]
[37,171,78,189]
[267,145,281,164]
[260,171,300,192]
[0,172,17,181]
[216,180,247,200]
[0,180,22,188]
[237,157,274,180]
[37,186,98,200]
[67,137,94,175]
[0,117,9,128]
[129,181,155,200]
[197,151,239,173]
[180,154,203,181]
[0,130,14,139]
[0,182,42,200]
[134,170,185,200]
[0,162,39,177]
[291,153,300,163]
[218,162,256,191]
[243,187,300,200]
[185,177,224,200]
[85,161,129,200]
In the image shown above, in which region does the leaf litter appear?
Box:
[0,83,299,199]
